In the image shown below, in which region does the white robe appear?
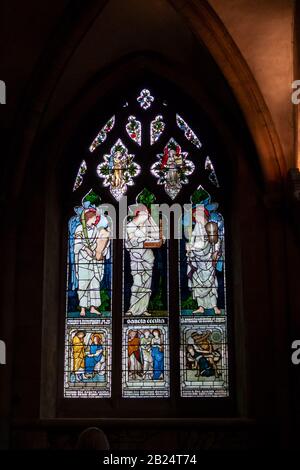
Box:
[187,221,219,309]
[125,218,158,315]
[74,224,109,308]
[140,336,153,373]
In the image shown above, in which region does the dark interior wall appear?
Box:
[0,0,298,450]
[8,71,286,448]
[288,0,300,448]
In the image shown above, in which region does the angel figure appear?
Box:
[125,208,161,316]
[186,205,221,314]
[111,150,126,190]
[69,202,111,317]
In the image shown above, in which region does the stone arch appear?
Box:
[169,0,287,186]
[2,1,290,446]
[10,0,286,203]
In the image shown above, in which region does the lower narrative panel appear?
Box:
[180,318,228,397]
[64,323,112,398]
[122,324,170,398]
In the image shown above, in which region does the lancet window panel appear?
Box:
[64,190,113,398]
[65,86,229,403]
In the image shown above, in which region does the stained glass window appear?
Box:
[137,89,154,109]
[176,114,202,149]
[126,115,142,145]
[89,116,115,152]
[65,85,230,403]
[122,189,169,398]
[64,190,112,398]
[151,138,195,199]
[73,160,87,191]
[96,139,141,200]
[150,115,165,144]
[179,186,228,396]
[205,156,220,188]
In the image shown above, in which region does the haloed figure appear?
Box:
[151,329,164,380]
[186,205,221,314]
[128,330,142,380]
[111,150,126,190]
[125,209,159,316]
[74,208,110,316]
[85,333,105,379]
[72,330,86,382]
[140,329,153,379]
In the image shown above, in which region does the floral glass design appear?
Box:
[126,115,142,145]
[97,139,141,200]
[205,156,220,187]
[73,160,87,191]
[151,138,195,199]
[176,114,202,149]
[150,115,165,145]
[89,116,115,152]
[137,89,154,110]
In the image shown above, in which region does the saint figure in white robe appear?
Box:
[74,209,110,316]
[125,210,159,316]
[186,206,221,314]
[140,330,153,379]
